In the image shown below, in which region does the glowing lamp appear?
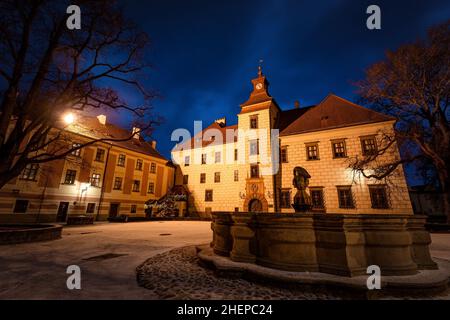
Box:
[63,112,75,125]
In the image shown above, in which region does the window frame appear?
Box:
[148,182,155,194]
[306,143,320,161]
[249,139,259,156]
[369,185,390,209]
[310,187,326,211]
[250,164,259,178]
[132,180,140,192]
[205,189,213,202]
[113,177,123,190]
[250,115,258,129]
[214,172,221,183]
[117,154,126,167]
[215,152,221,163]
[20,163,39,181]
[200,173,206,184]
[360,136,378,156]
[337,186,355,209]
[331,139,347,159]
[234,170,239,182]
[64,169,77,185]
[90,173,101,187]
[95,148,105,162]
[183,174,189,185]
[150,162,156,173]
[184,155,190,167]
[71,143,82,157]
[281,147,288,163]
[135,159,143,171]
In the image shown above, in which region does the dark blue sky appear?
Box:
[111,0,449,168]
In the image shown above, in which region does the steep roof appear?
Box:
[280,94,395,136]
[174,122,238,151]
[66,115,168,160]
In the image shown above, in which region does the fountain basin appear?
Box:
[0,224,62,245]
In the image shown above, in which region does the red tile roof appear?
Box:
[66,115,167,160]
[280,94,395,136]
[174,122,238,151]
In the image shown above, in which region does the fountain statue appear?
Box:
[292,166,312,212]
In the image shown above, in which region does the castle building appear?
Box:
[0,115,174,223]
[172,67,413,216]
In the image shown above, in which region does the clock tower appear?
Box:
[237,66,281,213]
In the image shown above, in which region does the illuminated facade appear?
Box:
[172,68,413,216]
[0,115,174,223]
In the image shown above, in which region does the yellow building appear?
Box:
[0,115,175,223]
[172,67,413,216]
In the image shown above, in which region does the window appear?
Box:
[234,149,238,161]
[205,190,213,202]
[310,188,325,210]
[214,172,221,183]
[200,173,206,184]
[184,156,190,166]
[64,169,77,184]
[201,154,207,165]
[337,187,355,209]
[148,182,155,194]
[250,164,259,178]
[361,137,378,156]
[234,207,239,212]
[86,203,96,214]
[14,200,29,213]
[95,148,105,162]
[131,205,137,214]
[306,143,319,160]
[71,143,82,157]
[369,185,389,209]
[150,162,156,174]
[249,139,259,156]
[280,190,291,209]
[281,147,288,163]
[250,115,258,129]
[332,140,347,158]
[21,164,39,181]
[136,159,143,171]
[183,175,189,185]
[91,173,101,187]
[234,170,239,182]
[117,154,126,167]
[132,180,140,192]
[113,177,123,190]
[215,152,221,163]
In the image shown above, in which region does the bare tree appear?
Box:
[350,20,450,221]
[0,0,158,189]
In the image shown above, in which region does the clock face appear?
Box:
[256,83,263,90]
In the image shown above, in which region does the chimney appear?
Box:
[151,140,157,149]
[132,127,140,139]
[97,114,106,125]
[214,117,226,127]
[294,100,300,109]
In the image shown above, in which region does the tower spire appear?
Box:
[258,59,263,77]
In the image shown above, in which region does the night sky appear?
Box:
[110,0,449,184]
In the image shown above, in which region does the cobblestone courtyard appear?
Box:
[0,221,449,299]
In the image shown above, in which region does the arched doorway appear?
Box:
[248,199,263,212]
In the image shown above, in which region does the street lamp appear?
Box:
[63,112,75,125]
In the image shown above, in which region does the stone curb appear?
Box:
[197,245,450,298]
